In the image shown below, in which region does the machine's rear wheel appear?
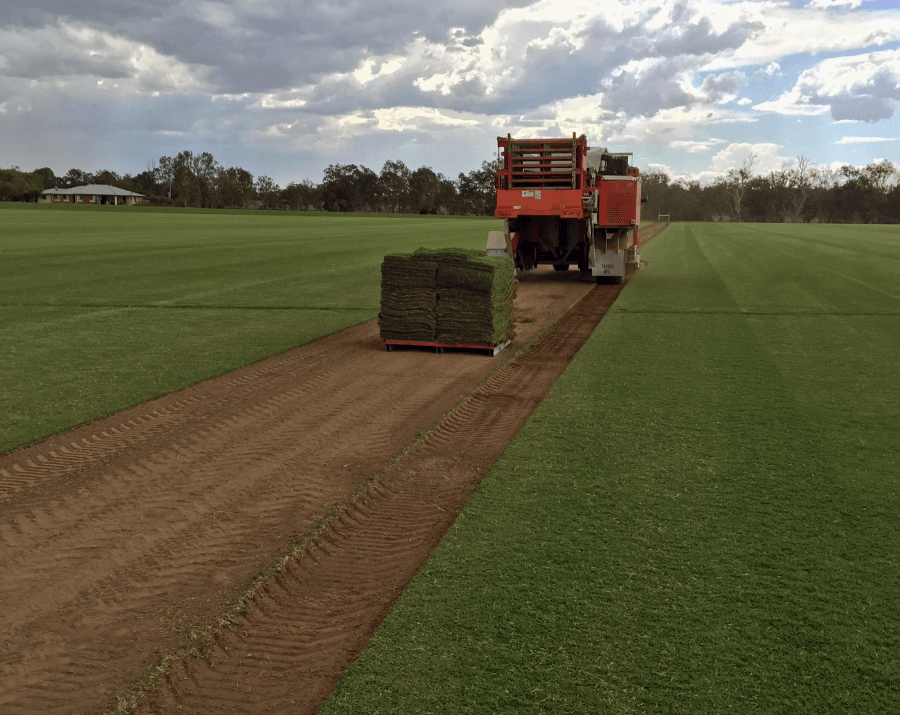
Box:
[553,263,570,272]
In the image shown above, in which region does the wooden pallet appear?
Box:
[384,339,511,356]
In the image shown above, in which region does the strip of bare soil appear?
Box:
[0,224,665,715]
[134,280,625,715]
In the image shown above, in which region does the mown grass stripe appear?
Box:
[321,222,900,714]
[0,205,500,453]
[0,303,378,311]
[616,310,900,315]
[620,223,900,317]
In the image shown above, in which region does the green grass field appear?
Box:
[0,204,496,454]
[322,222,900,713]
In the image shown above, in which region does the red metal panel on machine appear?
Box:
[495,188,585,219]
[596,180,640,226]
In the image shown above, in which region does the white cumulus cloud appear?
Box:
[709,142,789,175]
[2,0,900,186]
[806,0,869,8]
[0,21,215,93]
[704,2,900,70]
[756,49,900,122]
[836,136,897,144]
[670,138,728,153]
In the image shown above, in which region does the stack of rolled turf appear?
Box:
[379,247,517,346]
[378,251,439,342]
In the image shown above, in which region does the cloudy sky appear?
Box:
[2,0,900,186]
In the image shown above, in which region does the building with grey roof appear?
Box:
[40,185,144,205]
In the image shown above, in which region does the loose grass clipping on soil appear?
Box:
[379,247,517,346]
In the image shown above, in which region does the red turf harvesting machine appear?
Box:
[487,133,645,282]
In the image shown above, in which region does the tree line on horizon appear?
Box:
[643,155,899,224]
[1,151,497,216]
[2,150,899,223]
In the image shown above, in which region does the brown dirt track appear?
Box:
[0,224,663,715]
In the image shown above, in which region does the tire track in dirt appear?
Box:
[0,397,203,499]
[0,323,378,501]
[0,348,480,708]
[135,283,625,715]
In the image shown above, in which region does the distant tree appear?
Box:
[219,167,254,208]
[781,156,815,223]
[255,175,279,209]
[281,179,319,211]
[173,163,201,207]
[61,168,93,188]
[724,151,757,221]
[409,166,441,214]
[132,168,160,197]
[94,169,122,187]
[887,181,900,223]
[379,160,411,213]
[858,161,897,222]
[740,173,774,222]
[33,167,57,190]
[436,175,460,214]
[837,164,878,222]
[805,167,838,223]
[0,169,43,201]
[321,164,365,212]
[456,160,496,215]
[323,163,380,212]
[639,171,671,221]
[354,166,379,211]
[194,152,222,208]
[166,151,214,207]
[156,156,175,199]
[0,174,27,201]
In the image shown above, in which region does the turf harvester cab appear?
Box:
[487,133,645,282]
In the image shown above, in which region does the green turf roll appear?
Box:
[378,252,439,341]
[379,248,516,346]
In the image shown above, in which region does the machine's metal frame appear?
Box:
[491,134,643,282]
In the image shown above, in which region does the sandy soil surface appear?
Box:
[0,224,665,715]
